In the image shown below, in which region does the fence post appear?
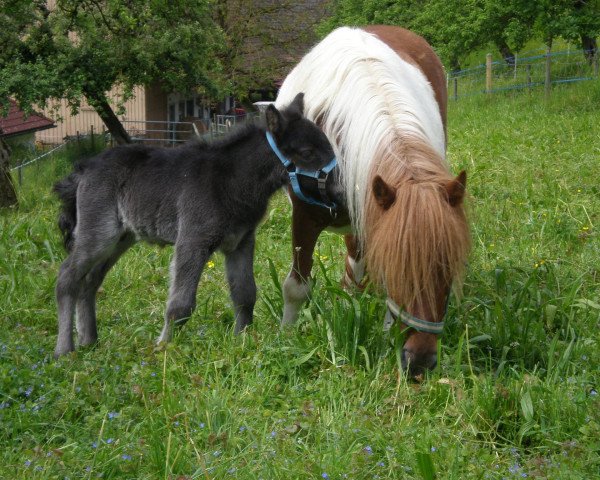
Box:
[90,125,94,150]
[486,53,493,94]
[594,50,599,77]
[453,77,458,101]
[514,53,518,80]
[526,64,532,92]
[545,46,551,99]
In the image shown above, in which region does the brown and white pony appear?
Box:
[275,26,470,377]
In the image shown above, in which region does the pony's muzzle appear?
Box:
[401,348,437,378]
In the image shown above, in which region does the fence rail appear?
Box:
[448,48,599,99]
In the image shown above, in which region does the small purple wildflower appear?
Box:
[173,421,180,427]
[0,401,10,409]
[270,431,276,438]
[106,438,114,444]
[509,463,521,474]
[364,445,373,455]
[151,372,157,377]
[590,389,598,397]
[24,460,32,467]
[521,474,528,478]
[228,468,236,474]
[239,426,246,432]
[92,442,98,449]
[213,450,221,457]
[199,422,205,428]
[24,386,33,397]
[377,461,385,467]
[34,466,43,471]
[322,473,329,479]
[121,454,132,461]
[431,446,437,453]
[108,412,119,419]
[141,360,148,366]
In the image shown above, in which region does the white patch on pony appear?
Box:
[276,27,445,245]
[281,272,312,327]
[347,256,365,285]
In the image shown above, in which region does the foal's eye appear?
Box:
[299,148,313,158]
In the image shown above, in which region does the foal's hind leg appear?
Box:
[157,240,214,344]
[55,245,115,357]
[75,234,135,346]
[224,231,257,334]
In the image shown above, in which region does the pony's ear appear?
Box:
[445,170,467,206]
[266,104,285,135]
[288,92,305,116]
[372,175,396,210]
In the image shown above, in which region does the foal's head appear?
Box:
[365,139,471,379]
[265,93,335,171]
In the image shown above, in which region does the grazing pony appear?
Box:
[276,26,471,377]
[53,93,334,358]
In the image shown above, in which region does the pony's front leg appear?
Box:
[342,234,366,290]
[157,241,213,344]
[224,230,257,334]
[282,204,327,327]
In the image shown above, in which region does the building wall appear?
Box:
[35,86,147,144]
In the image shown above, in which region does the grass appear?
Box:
[1,81,599,479]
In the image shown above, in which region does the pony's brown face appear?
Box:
[368,169,469,380]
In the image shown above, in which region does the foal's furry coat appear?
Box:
[53,94,334,357]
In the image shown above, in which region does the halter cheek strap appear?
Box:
[266,131,337,211]
[384,298,446,334]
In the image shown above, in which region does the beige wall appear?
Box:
[36,86,147,144]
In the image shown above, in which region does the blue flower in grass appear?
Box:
[108,411,119,419]
[364,445,373,455]
[321,473,329,479]
[121,454,132,461]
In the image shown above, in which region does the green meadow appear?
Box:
[1,81,599,479]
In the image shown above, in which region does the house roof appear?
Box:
[0,100,55,138]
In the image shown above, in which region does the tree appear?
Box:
[0,1,225,144]
[321,0,599,69]
[214,0,327,103]
[0,137,17,208]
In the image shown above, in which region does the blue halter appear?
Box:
[383,295,450,335]
[266,131,337,211]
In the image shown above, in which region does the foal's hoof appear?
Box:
[53,347,74,359]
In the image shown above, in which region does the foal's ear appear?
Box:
[445,170,467,206]
[266,104,285,135]
[372,175,396,210]
[288,92,305,117]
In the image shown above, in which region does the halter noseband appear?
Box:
[384,298,446,334]
[266,131,337,211]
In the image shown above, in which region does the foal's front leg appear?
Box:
[157,240,214,344]
[224,230,257,334]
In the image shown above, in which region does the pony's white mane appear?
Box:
[276,27,446,241]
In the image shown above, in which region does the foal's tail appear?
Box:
[53,172,80,252]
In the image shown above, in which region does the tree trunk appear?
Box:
[0,138,18,208]
[581,35,597,65]
[496,40,516,67]
[85,92,132,145]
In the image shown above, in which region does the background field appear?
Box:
[1,81,599,479]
